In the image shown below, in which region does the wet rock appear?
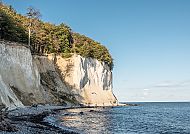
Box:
[126,103,138,106]
[89,110,95,112]
[64,113,69,116]
[1,105,79,133]
[0,120,18,132]
[0,113,18,132]
[79,112,84,115]
[31,104,38,107]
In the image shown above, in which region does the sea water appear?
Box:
[46,102,190,134]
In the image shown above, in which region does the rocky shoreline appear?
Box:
[0,104,137,133]
[0,105,81,134]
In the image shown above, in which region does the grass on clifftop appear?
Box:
[0,3,113,69]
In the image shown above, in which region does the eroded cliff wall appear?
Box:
[55,55,118,106]
[0,41,117,109]
[0,41,42,109]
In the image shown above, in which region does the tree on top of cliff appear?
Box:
[0,3,113,70]
[72,33,113,69]
[26,6,41,47]
[0,6,27,43]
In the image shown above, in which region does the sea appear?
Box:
[45,102,190,134]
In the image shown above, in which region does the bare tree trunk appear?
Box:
[41,45,44,54]
[37,44,40,54]
[28,28,31,47]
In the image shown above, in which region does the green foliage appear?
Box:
[72,33,113,69]
[0,7,27,43]
[0,3,113,69]
[61,53,73,58]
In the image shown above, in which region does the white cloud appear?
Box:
[152,80,190,89]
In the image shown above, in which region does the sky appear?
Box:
[3,0,190,102]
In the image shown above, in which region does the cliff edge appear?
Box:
[0,41,118,109]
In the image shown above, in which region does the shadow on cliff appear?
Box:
[36,54,85,106]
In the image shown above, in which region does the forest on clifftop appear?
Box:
[0,2,113,69]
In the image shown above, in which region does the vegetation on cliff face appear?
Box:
[0,3,113,69]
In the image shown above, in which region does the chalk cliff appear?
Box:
[0,41,118,109]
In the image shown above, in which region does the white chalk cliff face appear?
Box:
[0,41,118,109]
[56,55,118,106]
[0,41,42,109]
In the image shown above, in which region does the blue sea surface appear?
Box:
[46,102,190,134]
